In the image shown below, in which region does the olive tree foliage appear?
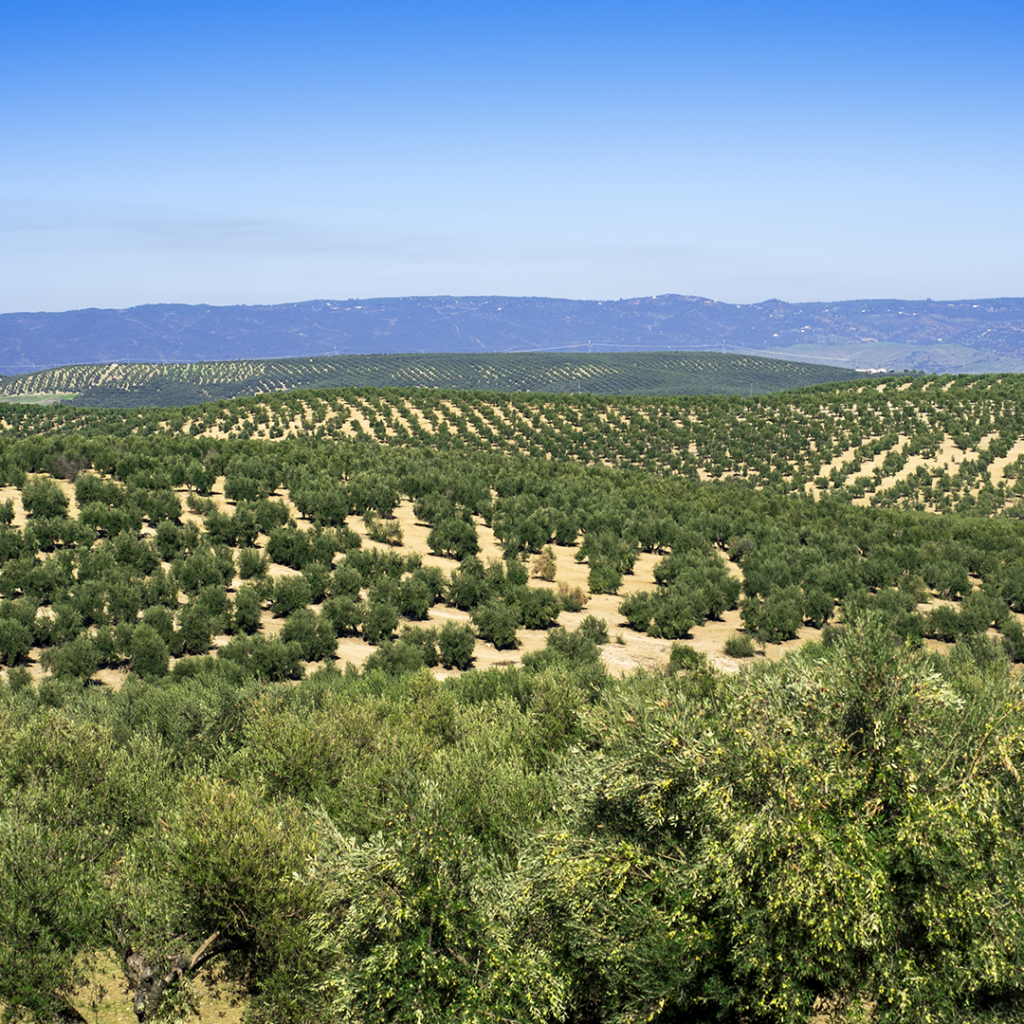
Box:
[437,621,476,669]
[347,471,400,518]
[5,605,1024,1023]
[361,600,399,645]
[11,404,1024,1021]
[519,615,1024,1024]
[426,516,480,560]
[472,600,520,649]
[281,608,337,661]
[297,671,583,1024]
[740,584,804,643]
[108,776,324,1023]
[21,477,70,520]
[0,615,33,666]
[0,706,170,1023]
[268,616,1024,1024]
[40,634,100,680]
[129,622,170,679]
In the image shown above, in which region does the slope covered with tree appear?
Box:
[0,351,864,407]
[5,372,1024,515]
[3,379,1024,1021]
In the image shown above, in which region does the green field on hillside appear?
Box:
[0,350,866,406]
[1,391,78,405]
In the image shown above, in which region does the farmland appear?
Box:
[0,350,866,407]
[4,376,1024,1022]
[3,371,1024,515]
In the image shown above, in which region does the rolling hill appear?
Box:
[0,351,867,407]
[4,293,1024,374]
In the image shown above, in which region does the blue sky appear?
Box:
[2,0,1022,312]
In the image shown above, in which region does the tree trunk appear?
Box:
[114,927,247,1021]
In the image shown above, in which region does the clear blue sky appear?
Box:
[2,0,1022,312]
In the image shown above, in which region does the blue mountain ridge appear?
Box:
[4,294,1024,374]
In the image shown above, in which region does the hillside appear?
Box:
[3,373,1024,517]
[4,293,1024,373]
[2,373,1024,684]
[0,351,866,406]
[6,379,1024,1021]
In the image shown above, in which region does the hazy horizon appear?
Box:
[9,292,1024,319]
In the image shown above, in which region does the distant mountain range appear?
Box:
[4,294,1024,375]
